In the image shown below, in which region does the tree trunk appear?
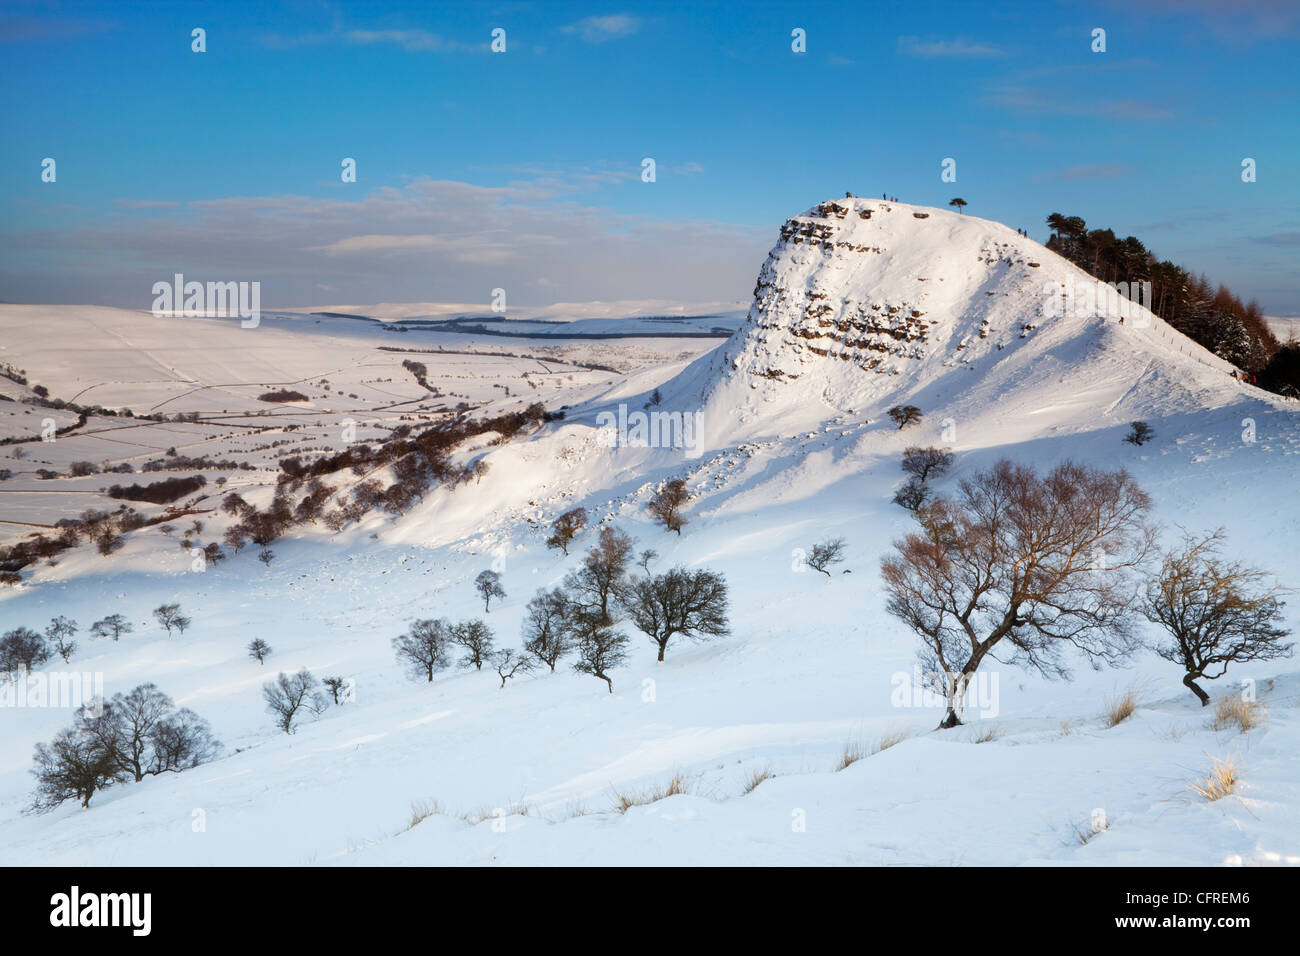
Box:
[937,659,981,728]
[1183,672,1210,707]
[603,674,613,694]
[657,643,666,662]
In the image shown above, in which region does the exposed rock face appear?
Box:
[726,198,1046,386]
[673,195,1240,449]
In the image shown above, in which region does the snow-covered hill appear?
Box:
[0,200,1296,867]
[662,197,1253,449]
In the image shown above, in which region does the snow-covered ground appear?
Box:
[1265,316,1299,343]
[1,199,1296,866]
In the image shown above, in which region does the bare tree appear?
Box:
[84,687,169,783]
[647,479,690,535]
[892,478,931,512]
[1,627,50,671]
[263,669,327,734]
[1143,529,1293,705]
[223,526,248,554]
[31,687,219,809]
[452,619,496,670]
[322,676,351,704]
[564,526,635,624]
[807,539,846,578]
[45,616,78,663]
[30,725,121,811]
[87,684,221,781]
[153,603,191,637]
[620,567,730,662]
[887,405,923,430]
[258,548,275,566]
[146,706,221,775]
[881,459,1156,728]
[90,614,132,642]
[393,619,453,681]
[569,610,628,694]
[901,446,954,483]
[247,638,272,664]
[493,648,538,687]
[95,531,124,556]
[546,507,588,555]
[475,570,506,612]
[638,549,658,574]
[522,588,574,671]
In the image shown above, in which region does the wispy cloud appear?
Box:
[1252,232,1300,246]
[0,15,117,43]
[259,27,477,53]
[562,14,642,44]
[1032,164,1135,182]
[897,36,1006,58]
[114,199,180,210]
[313,234,439,255]
[341,29,460,52]
[987,87,1174,120]
[7,176,766,307]
[1098,0,1300,38]
[310,233,513,264]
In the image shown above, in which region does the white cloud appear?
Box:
[259,27,478,53]
[562,14,642,43]
[897,36,1006,58]
[312,234,439,255]
[342,29,456,52]
[114,199,179,210]
[11,175,767,308]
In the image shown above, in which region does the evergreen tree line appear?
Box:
[1044,213,1298,395]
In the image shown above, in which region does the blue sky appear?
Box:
[2,0,1298,313]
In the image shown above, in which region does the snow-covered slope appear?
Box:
[1,200,1296,867]
[661,197,1251,450]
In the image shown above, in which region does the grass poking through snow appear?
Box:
[611,771,691,813]
[1104,688,1140,728]
[1068,811,1110,846]
[973,724,1001,744]
[743,766,775,794]
[406,799,443,831]
[837,739,866,771]
[1190,756,1240,801]
[1211,697,1266,734]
